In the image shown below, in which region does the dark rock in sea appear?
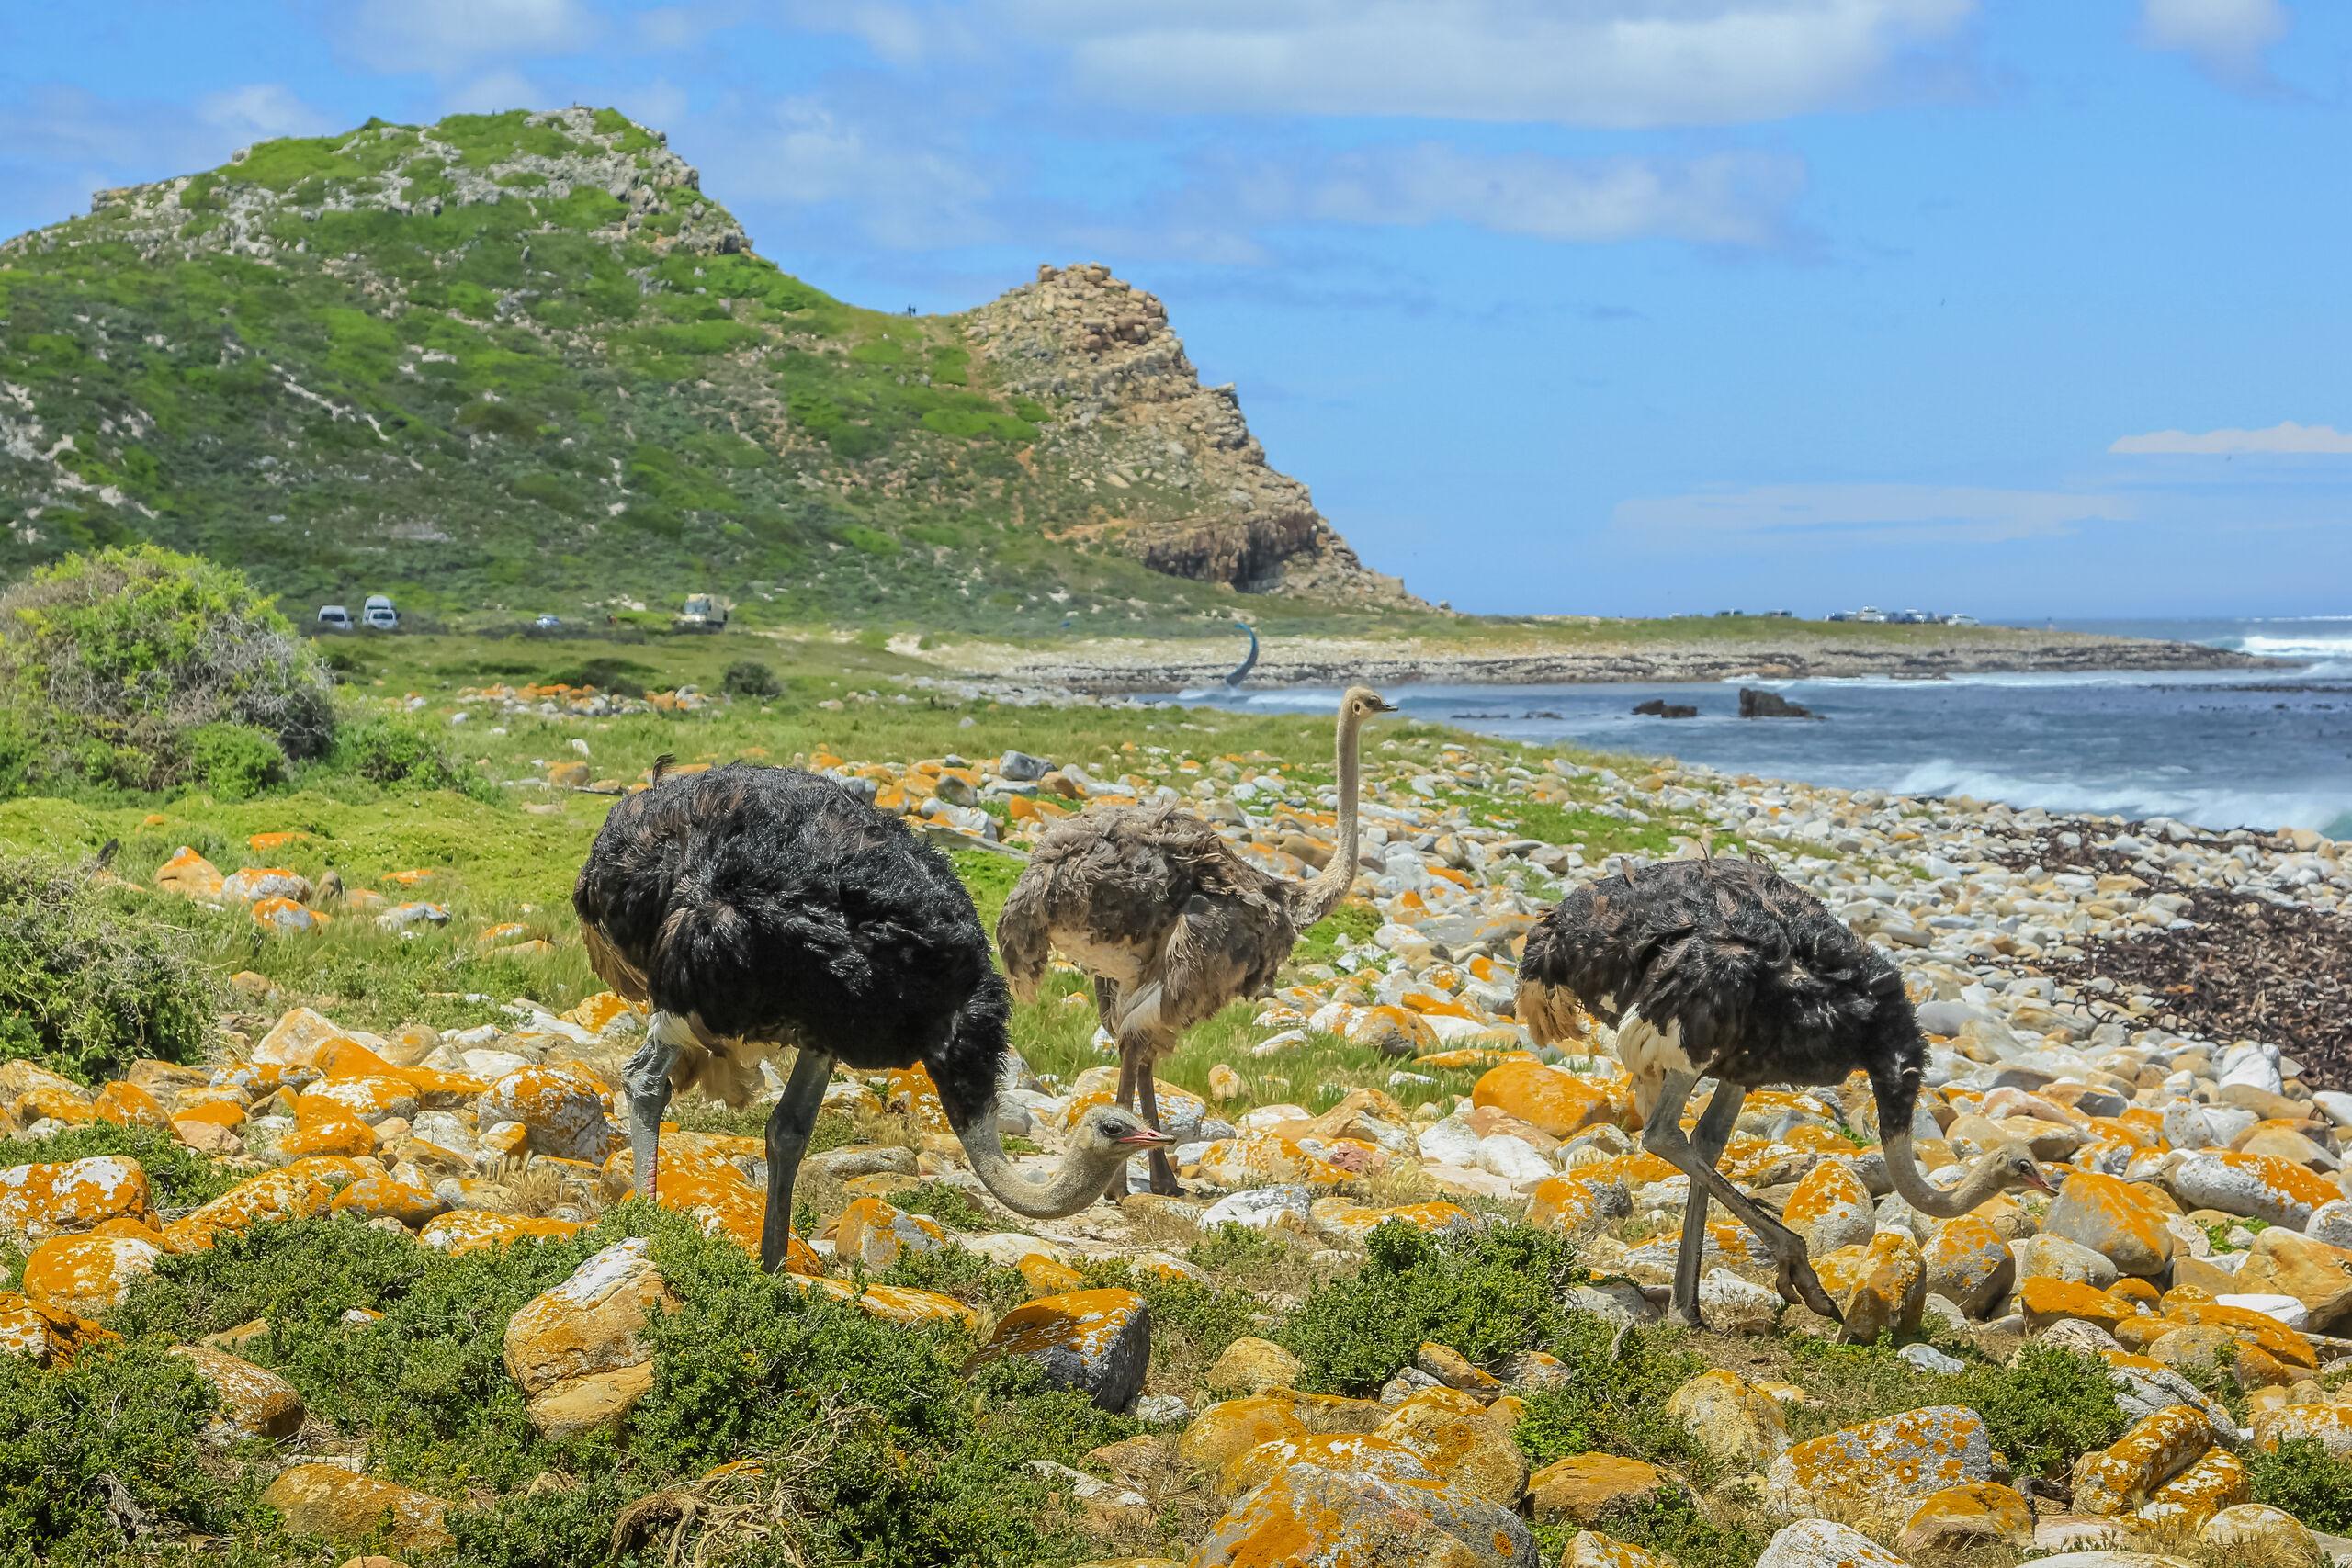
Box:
[1632,699,1698,718]
[1739,688,1815,719]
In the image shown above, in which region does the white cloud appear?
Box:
[699,95,998,250]
[1003,0,1979,128]
[444,68,548,115]
[1617,483,2132,544]
[194,85,336,141]
[343,0,600,75]
[1285,144,1805,247]
[2110,420,2352,455]
[2138,0,2290,92]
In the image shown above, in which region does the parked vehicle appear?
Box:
[363,595,400,630]
[673,593,728,633]
[317,604,353,631]
[536,614,562,628]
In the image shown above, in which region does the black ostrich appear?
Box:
[1517,852,2053,1325]
[573,764,1171,1271]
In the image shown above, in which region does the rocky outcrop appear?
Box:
[963,262,1423,608]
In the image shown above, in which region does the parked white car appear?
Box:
[317,604,353,630]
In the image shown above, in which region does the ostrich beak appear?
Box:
[1115,1125,1176,1146]
[2021,1163,2057,1194]
[1369,697,1399,714]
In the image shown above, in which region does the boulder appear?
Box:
[164,1156,373,1252]
[2252,1402,2352,1457]
[2201,1502,2317,1556]
[2168,1150,2340,1227]
[1696,1269,1782,1335]
[1374,1385,1529,1506]
[2046,1173,2176,1278]
[2071,1404,2215,1516]
[0,1156,153,1244]
[1415,1342,1504,1402]
[965,1289,1150,1412]
[2134,1446,2247,1527]
[1897,1481,2034,1552]
[1523,1174,1633,1239]
[2229,1228,2352,1333]
[328,1176,445,1229]
[262,1465,450,1551]
[1528,1454,1668,1525]
[93,1081,170,1130]
[1468,1062,1617,1139]
[1924,1213,2017,1316]
[1783,1162,1876,1254]
[1816,1231,1927,1342]
[834,1198,947,1270]
[1755,1520,1907,1568]
[21,1232,162,1315]
[1666,1369,1789,1469]
[2019,1234,2123,1290]
[1204,1337,1303,1396]
[168,1345,306,1443]
[1192,1461,1539,1568]
[1217,1432,1434,1500]
[2018,1278,2132,1334]
[1767,1405,1993,1514]
[503,1237,677,1439]
[1307,1198,1478,1247]
[1563,1531,1664,1568]
[477,1066,615,1164]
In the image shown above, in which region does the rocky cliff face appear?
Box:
[964,263,1423,609]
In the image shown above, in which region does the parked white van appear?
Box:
[363,595,400,630]
[317,604,354,630]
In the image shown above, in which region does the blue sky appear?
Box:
[3,1,2346,619]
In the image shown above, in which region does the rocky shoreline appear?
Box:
[928,626,2284,695]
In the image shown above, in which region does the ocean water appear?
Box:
[1166,616,2352,839]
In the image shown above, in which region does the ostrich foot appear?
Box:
[1776,1254,1845,1324]
[1146,1149,1184,1197]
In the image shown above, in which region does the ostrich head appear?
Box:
[956,1103,1175,1220]
[1975,1138,2058,1196]
[1069,1105,1177,1162]
[1340,685,1398,721]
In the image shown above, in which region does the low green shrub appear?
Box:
[322,710,488,798]
[2250,1438,2352,1533]
[720,659,781,698]
[0,853,217,1081]
[0,1122,245,1209]
[0,545,334,795]
[1942,1343,2125,1480]
[1510,1314,1707,1472]
[884,1183,992,1231]
[182,721,288,799]
[1275,1222,1585,1395]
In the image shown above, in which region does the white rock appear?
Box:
[2217,1292,2309,1330]
[2219,1042,2283,1096]
[1417,1118,1484,1168]
[1756,1519,1908,1568]
[1200,1186,1311,1230]
[2306,1199,2352,1249]
[1698,1269,1781,1335]
[1476,1134,1555,1186]
[2311,1091,2352,1130]
[1898,1342,1965,1375]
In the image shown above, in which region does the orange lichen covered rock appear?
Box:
[561,991,639,1034]
[1308,1198,1478,1247]
[92,1081,170,1130]
[1766,1405,1992,1513]
[1522,1175,1633,1241]
[886,1064,953,1135]
[168,1345,306,1442]
[262,1466,450,1551]
[1665,1370,1789,1469]
[1193,1132,1350,1188]
[1824,1230,1928,1343]
[2071,1404,2215,1516]
[1528,1453,1666,1525]
[1897,1482,2034,1553]
[854,1284,978,1330]
[1375,1384,1528,1506]
[1219,1432,1433,1500]
[503,1236,676,1438]
[1563,1530,1665,1568]
[0,1290,117,1364]
[0,1155,152,1243]
[2165,1301,2318,1370]
[835,1197,947,1270]
[2230,1228,2352,1334]
[1922,1213,2017,1318]
[1019,1253,1086,1298]
[1191,1461,1537,1568]
[252,1007,352,1067]
[328,1176,446,1229]
[22,1231,163,1315]
[2018,1277,2133,1334]
[2252,1402,2352,1457]
[13,1084,96,1125]
[1783,1161,1876,1254]
[1469,1061,1617,1138]
[2132,1446,2248,1528]
[2045,1172,2177,1278]
[965,1289,1149,1412]
[478,1065,616,1164]
[153,846,224,897]
[164,1156,372,1252]
[418,1211,582,1255]
[2169,1149,2342,1227]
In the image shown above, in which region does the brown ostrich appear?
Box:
[997,686,1396,1196]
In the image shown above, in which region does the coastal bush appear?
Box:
[2250,1438,2352,1532]
[1276,1222,1584,1395]
[323,710,487,798]
[1510,1314,1707,1472]
[182,720,288,800]
[1943,1344,2125,1480]
[0,852,217,1081]
[0,546,334,796]
[720,658,782,698]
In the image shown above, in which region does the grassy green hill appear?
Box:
[0,108,1419,637]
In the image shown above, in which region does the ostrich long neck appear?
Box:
[1881,1126,2015,1217]
[1293,705,1367,926]
[952,1099,1122,1219]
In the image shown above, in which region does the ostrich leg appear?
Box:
[1109,980,1180,1197]
[1668,1079,1747,1328]
[760,1047,834,1272]
[1644,1068,1843,1323]
[624,1011,684,1200]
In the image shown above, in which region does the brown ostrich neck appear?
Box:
[1294,701,1366,927]
[953,1100,1125,1219]
[1880,1127,2012,1217]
